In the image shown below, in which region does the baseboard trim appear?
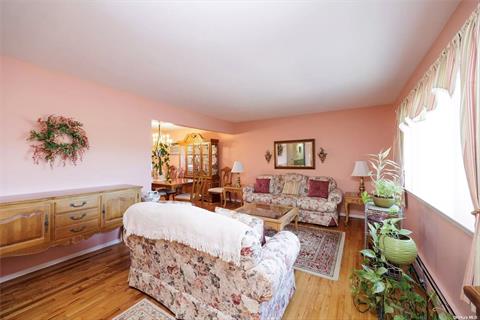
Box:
[0,238,122,284]
[412,256,455,316]
[339,212,364,220]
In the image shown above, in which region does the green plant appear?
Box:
[361,191,373,205]
[368,148,401,184]
[351,219,450,320]
[374,180,403,199]
[368,148,403,203]
[152,124,170,178]
[378,218,412,239]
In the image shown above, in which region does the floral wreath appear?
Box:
[28,115,89,166]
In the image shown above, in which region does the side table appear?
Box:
[344,192,364,226]
[223,186,244,207]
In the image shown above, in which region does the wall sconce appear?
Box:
[265,150,272,163]
[317,147,328,163]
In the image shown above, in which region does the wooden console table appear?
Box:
[0,184,141,257]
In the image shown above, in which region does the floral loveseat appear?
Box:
[124,208,300,320]
[244,173,343,226]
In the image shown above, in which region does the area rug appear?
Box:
[268,225,345,281]
[112,298,175,320]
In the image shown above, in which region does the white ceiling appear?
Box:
[1,0,460,122]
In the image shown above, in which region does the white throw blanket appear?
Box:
[123,202,251,265]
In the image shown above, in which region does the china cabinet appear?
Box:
[183,136,219,187]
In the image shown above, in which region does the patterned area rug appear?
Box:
[113,298,175,320]
[269,225,345,281]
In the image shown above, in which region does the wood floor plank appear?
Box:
[0,209,375,320]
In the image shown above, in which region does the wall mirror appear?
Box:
[274,139,315,169]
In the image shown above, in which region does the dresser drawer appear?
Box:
[55,195,100,213]
[55,219,99,240]
[55,208,99,228]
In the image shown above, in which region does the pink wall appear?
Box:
[395,0,478,316]
[228,105,396,204]
[0,56,234,278]
[404,194,473,316]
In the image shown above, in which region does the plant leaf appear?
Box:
[372,281,385,293]
[360,249,376,258]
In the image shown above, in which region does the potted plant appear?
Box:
[351,221,451,320]
[368,148,403,208]
[152,124,170,180]
[378,218,417,266]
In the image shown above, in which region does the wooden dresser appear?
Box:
[0,185,141,257]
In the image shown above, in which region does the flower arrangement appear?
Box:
[27,115,89,166]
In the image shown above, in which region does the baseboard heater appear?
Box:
[412,256,455,316]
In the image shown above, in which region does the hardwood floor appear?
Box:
[0,211,375,320]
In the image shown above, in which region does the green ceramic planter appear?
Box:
[373,195,395,208]
[379,235,418,265]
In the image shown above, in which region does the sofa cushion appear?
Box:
[254,178,270,193]
[246,192,274,204]
[271,195,298,207]
[306,176,338,193]
[297,197,337,212]
[283,173,308,196]
[282,180,301,195]
[308,179,329,198]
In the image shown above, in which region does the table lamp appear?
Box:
[231,161,244,187]
[351,160,370,194]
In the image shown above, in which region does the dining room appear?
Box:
[149,120,236,205]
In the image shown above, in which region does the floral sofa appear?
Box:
[124,208,300,320]
[243,173,343,226]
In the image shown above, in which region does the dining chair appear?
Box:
[168,165,178,180]
[174,171,208,207]
[207,167,232,205]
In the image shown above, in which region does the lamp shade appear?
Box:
[351,161,370,177]
[231,161,244,173]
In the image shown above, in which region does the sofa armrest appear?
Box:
[243,185,254,200]
[247,231,300,301]
[328,188,343,204]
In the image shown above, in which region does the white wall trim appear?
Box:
[0,238,122,284]
[339,212,364,220]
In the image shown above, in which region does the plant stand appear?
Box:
[364,203,403,249]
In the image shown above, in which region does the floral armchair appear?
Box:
[244,173,343,226]
[124,208,300,320]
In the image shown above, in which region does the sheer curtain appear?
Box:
[394,5,480,305]
[459,6,480,297]
[401,77,474,231]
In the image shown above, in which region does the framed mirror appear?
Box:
[274,139,315,169]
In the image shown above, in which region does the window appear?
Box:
[400,75,475,231]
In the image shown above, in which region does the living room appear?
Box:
[1,1,479,319]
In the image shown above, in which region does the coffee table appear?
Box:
[235,203,299,232]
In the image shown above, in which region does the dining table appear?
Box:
[151,178,194,192]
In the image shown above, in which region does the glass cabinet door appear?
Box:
[211,144,218,176]
[202,143,210,175]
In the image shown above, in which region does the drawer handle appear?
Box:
[70,213,87,221]
[70,226,86,233]
[70,201,87,208]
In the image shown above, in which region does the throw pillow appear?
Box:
[308,179,329,198]
[282,181,301,195]
[254,178,270,193]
